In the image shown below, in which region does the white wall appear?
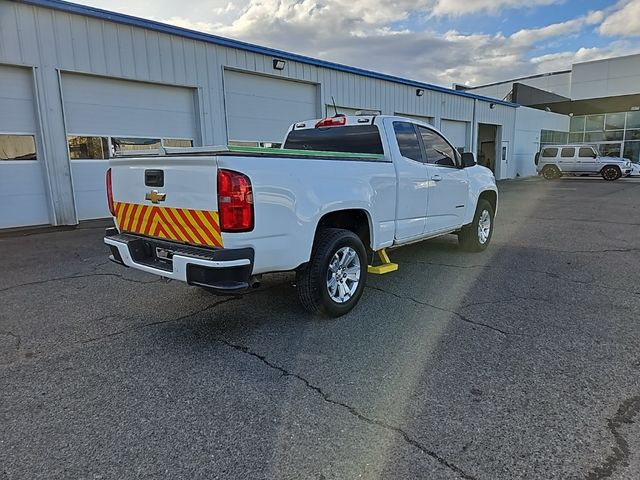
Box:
[467,72,572,101]
[571,53,640,100]
[512,107,569,178]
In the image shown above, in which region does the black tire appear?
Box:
[458,199,494,252]
[542,165,560,180]
[601,165,621,181]
[296,228,367,317]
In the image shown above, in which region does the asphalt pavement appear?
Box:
[1,176,639,480]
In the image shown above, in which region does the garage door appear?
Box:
[0,65,50,228]
[440,120,469,152]
[61,74,198,220]
[327,106,381,116]
[395,112,434,125]
[224,70,318,144]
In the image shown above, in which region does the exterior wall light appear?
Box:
[273,59,286,70]
[416,89,424,97]
[489,103,495,109]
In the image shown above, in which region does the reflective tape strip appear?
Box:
[113,202,223,247]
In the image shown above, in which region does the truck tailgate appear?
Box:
[109,156,222,248]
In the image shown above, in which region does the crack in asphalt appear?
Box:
[585,395,640,480]
[393,259,640,296]
[79,297,239,346]
[215,336,478,480]
[0,272,161,294]
[366,285,524,337]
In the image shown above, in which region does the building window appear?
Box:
[540,129,568,145]
[163,138,193,148]
[585,115,604,132]
[568,132,584,143]
[627,111,640,129]
[624,141,640,163]
[111,137,161,154]
[68,136,109,159]
[0,135,37,160]
[569,116,585,132]
[625,129,640,141]
[605,113,625,131]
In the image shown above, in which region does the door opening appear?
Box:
[477,123,499,175]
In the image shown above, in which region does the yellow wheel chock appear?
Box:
[367,248,399,275]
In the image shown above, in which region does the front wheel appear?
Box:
[296,228,367,317]
[458,199,494,252]
[601,166,621,181]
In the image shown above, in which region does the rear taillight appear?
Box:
[315,116,346,128]
[106,168,115,216]
[217,169,254,232]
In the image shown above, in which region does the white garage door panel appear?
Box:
[225,71,318,143]
[71,161,110,220]
[441,120,468,150]
[0,66,36,133]
[395,113,434,125]
[0,65,50,229]
[62,74,197,138]
[62,74,199,220]
[0,164,50,227]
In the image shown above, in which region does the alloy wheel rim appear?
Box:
[326,246,361,304]
[478,210,491,244]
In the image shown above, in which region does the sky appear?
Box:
[75,0,640,88]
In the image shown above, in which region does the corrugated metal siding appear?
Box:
[0,0,519,226]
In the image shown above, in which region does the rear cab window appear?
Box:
[283,125,383,155]
[541,148,558,158]
[393,121,422,162]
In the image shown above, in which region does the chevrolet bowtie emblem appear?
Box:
[145,190,166,204]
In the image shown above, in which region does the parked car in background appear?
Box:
[535,145,632,180]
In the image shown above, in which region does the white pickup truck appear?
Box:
[104,115,497,316]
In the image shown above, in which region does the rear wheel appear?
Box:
[601,166,621,181]
[296,228,367,317]
[459,199,494,252]
[542,165,560,180]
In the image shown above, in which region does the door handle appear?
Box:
[432,174,442,181]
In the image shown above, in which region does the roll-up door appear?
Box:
[0,65,49,228]
[440,119,469,152]
[224,70,318,144]
[61,74,198,219]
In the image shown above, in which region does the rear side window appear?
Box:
[393,122,422,162]
[561,147,575,158]
[579,147,595,158]
[283,125,383,154]
[541,148,558,157]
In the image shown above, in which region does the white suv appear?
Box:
[535,145,632,181]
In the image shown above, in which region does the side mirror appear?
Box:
[461,152,476,168]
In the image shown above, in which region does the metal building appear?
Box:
[0,0,556,229]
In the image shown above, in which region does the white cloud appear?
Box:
[530,42,639,72]
[430,0,560,16]
[75,0,640,87]
[599,0,640,37]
